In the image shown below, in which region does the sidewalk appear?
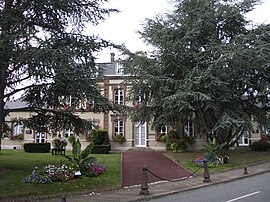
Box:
[35,161,270,202]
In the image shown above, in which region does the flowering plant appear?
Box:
[193,156,204,166]
[80,163,106,177]
[22,164,75,184]
[52,137,68,149]
[90,163,106,176]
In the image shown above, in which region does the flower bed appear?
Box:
[22,163,105,184]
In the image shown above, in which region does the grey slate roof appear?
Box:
[100,62,117,76]
[5,99,29,109]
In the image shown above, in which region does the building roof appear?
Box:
[5,99,29,109]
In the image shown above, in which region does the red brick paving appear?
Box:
[122,151,191,187]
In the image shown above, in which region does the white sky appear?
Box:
[89,0,270,62]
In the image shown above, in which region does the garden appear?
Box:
[0,134,270,200]
[0,148,121,200]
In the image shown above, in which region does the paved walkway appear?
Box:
[10,153,270,202]
[122,151,190,187]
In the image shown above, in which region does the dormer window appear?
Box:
[116,62,124,75]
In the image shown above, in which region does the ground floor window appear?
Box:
[12,122,24,136]
[184,121,194,137]
[239,130,249,146]
[114,120,124,137]
[64,128,74,138]
[160,126,167,135]
[35,132,46,143]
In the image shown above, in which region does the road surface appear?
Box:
[146,172,270,202]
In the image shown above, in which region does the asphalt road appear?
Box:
[146,172,270,202]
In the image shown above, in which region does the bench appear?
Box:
[52,148,66,156]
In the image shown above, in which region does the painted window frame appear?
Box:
[239,130,249,146]
[114,88,124,105]
[64,128,74,138]
[12,122,24,136]
[114,120,124,137]
[134,122,147,147]
[160,126,168,135]
[184,121,194,137]
[35,132,46,143]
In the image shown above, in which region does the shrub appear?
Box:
[164,130,189,152]
[112,134,126,144]
[91,129,110,145]
[68,135,76,144]
[92,144,111,154]
[170,138,189,152]
[52,137,67,149]
[14,133,24,140]
[251,140,270,151]
[165,130,178,151]
[24,143,51,153]
[80,163,106,177]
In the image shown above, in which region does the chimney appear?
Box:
[110,53,115,62]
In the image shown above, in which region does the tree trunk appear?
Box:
[0,0,14,151]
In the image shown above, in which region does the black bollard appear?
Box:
[61,197,66,202]
[203,160,211,183]
[243,167,248,175]
[139,165,149,195]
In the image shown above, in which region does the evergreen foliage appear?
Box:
[0,0,118,149]
[24,142,51,153]
[123,0,270,149]
[91,129,110,145]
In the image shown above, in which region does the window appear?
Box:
[114,120,124,137]
[239,130,249,146]
[184,122,194,137]
[76,98,87,109]
[114,88,124,105]
[12,122,24,136]
[261,126,270,135]
[116,62,124,75]
[91,121,99,130]
[160,126,167,135]
[64,128,74,138]
[35,132,46,143]
[60,96,88,110]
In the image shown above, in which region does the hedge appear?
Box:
[92,144,111,154]
[91,129,110,145]
[24,143,51,153]
[251,140,270,151]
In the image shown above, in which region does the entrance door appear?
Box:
[134,122,146,147]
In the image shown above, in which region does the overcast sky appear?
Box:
[89,0,270,62]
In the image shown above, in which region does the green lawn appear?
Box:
[1,148,270,200]
[167,147,270,175]
[0,150,121,200]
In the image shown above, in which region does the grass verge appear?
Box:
[0,150,121,200]
[167,147,270,175]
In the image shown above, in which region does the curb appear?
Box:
[128,164,270,202]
